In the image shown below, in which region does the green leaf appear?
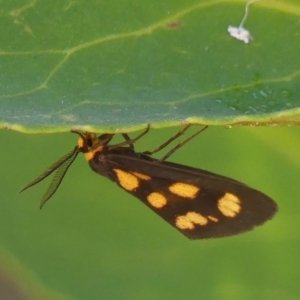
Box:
[1,0,300,133]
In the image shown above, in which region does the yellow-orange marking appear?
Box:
[175,212,208,230]
[207,215,219,222]
[217,193,241,217]
[132,172,151,181]
[114,169,139,191]
[85,146,104,161]
[147,192,167,208]
[169,182,200,199]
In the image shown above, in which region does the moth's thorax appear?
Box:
[88,147,138,180]
[88,151,112,179]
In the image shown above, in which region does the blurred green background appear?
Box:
[0,126,299,300]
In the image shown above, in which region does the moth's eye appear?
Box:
[86,138,93,148]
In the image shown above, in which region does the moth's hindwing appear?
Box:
[90,153,277,239]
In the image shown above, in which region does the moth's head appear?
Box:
[71,130,114,160]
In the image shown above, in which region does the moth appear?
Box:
[20,125,277,239]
